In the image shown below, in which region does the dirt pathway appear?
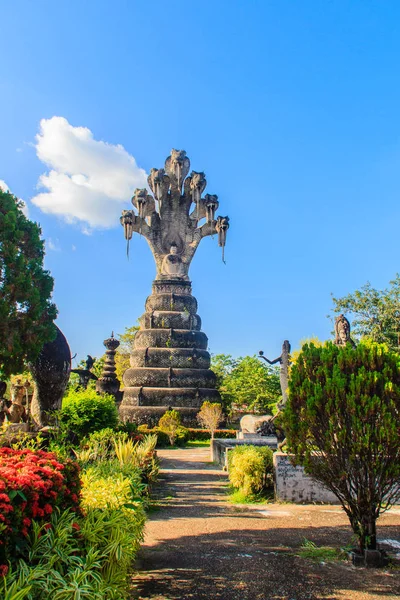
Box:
[131,448,400,600]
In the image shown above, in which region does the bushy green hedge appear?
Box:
[61,389,118,440]
[228,445,274,498]
[186,428,237,441]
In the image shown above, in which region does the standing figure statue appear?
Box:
[259,340,291,407]
[334,314,355,348]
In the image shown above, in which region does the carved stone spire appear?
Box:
[96,333,121,400]
[119,150,229,425]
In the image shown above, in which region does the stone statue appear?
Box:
[85,355,95,371]
[30,325,71,428]
[96,333,121,400]
[334,314,356,348]
[119,149,229,425]
[8,379,27,424]
[161,244,187,279]
[259,340,291,406]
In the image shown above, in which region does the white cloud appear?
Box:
[31,116,148,229]
[0,180,29,217]
[47,238,60,252]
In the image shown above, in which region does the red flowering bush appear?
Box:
[0,448,81,567]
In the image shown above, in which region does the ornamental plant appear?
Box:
[228,445,274,498]
[0,448,81,567]
[282,341,400,554]
[61,389,118,440]
[158,409,182,446]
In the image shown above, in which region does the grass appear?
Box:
[227,485,274,505]
[297,539,347,562]
[185,440,210,448]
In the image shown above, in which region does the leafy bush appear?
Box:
[138,425,189,447]
[0,448,81,569]
[0,506,146,599]
[61,389,118,440]
[186,428,237,441]
[228,445,274,497]
[81,472,133,510]
[158,409,182,446]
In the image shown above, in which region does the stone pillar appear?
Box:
[120,280,220,426]
[96,333,121,400]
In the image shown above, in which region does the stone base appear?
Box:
[211,438,278,470]
[119,405,199,428]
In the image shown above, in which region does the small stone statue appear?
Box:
[259,340,291,407]
[8,379,27,423]
[334,314,356,348]
[71,355,98,390]
[161,244,187,279]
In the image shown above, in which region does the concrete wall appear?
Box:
[273,452,338,504]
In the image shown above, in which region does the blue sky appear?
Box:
[1,0,400,366]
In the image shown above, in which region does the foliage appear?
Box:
[283,341,400,553]
[197,402,223,439]
[115,325,139,384]
[298,539,346,562]
[228,445,274,498]
[81,472,133,510]
[0,506,146,599]
[331,275,400,351]
[290,336,325,365]
[0,448,81,568]
[0,190,57,378]
[61,389,118,440]
[212,354,281,413]
[186,428,237,441]
[137,425,189,447]
[158,410,182,446]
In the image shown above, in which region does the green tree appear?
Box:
[158,409,181,446]
[116,324,139,384]
[331,275,400,351]
[282,341,400,554]
[217,355,280,414]
[0,190,57,377]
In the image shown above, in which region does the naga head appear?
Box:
[165,149,190,189]
[148,168,169,202]
[204,194,219,223]
[131,188,155,219]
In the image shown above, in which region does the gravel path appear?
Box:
[131,448,400,600]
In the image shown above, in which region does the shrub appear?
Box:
[0,448,81,568]
[158,409,181,446]
[228,445,274,497]
[283,341,400,553]
[186,428,236,441]
[138,424,189,447]
[197,401,223,439]
[61,389,118,440]
[81,472,133,510]
[0,506,146,598]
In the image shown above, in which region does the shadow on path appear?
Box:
[131,448,400,600]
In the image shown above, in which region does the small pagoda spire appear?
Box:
[96,332,121,401]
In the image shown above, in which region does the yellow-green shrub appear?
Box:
[81,471,132,510]
[228,445,273,497]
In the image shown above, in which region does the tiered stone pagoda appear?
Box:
[119,149,229,425]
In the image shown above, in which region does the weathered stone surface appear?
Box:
[134,329,208,350]
[123,367,215,388]
[139,311,201,331]
[30,325,71,428]
[145,294,198,314]
[96,333,121,400]
[121,387,220,407]
[130,348,211,369]
[119,150,228,424]
[273,453,339,504]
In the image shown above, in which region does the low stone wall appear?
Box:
[273,452,338,504]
